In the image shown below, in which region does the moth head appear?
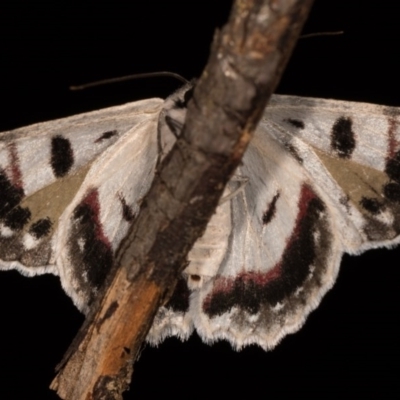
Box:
[157,81,195,160]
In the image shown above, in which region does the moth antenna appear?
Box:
[69,71,188,91]
[300,31,344,39]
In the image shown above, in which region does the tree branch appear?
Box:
[51,0,315,398]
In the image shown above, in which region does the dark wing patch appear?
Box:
[51,135,74,178]
[285,143,303,164]
[384,150,400,202]
[67,188,113,305]
[383,182,400,202]
[0,161,55,266]
[29,217,52,239]
[0,144,25,223]
[330,117,356,159]
[360,197,384,215]
[0,169,30,230]
[385,150,400,182]
[0,196,51,268]
[4,207,31,230]
[203,185,328,316]
[119,195,135,222]
[165,276,191,313]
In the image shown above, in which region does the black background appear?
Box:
[0,1,399,399]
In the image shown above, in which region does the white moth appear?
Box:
[1,83,399,350]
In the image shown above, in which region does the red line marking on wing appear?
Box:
[7,143,24,190]
[81,188,112,248]
[387,117,400,159]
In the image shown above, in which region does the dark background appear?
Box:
[0,1,399,399]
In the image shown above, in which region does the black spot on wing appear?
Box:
[94,130,118,143]
[51,135,74,178]
[119,195,135,222]
[360,197,384,215]
[29,218,52,239]
[165,276,190,313]
[331,117,356,158]
[284,118,305,129]
[262,192,280,225]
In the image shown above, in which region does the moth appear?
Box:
[1,83,400,351]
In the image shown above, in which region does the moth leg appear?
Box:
[220,176,248,204]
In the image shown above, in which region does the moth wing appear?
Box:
[149,95,400,350]
[54,111,162,311]
[264,95,400,252]
[0,98,163,279]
